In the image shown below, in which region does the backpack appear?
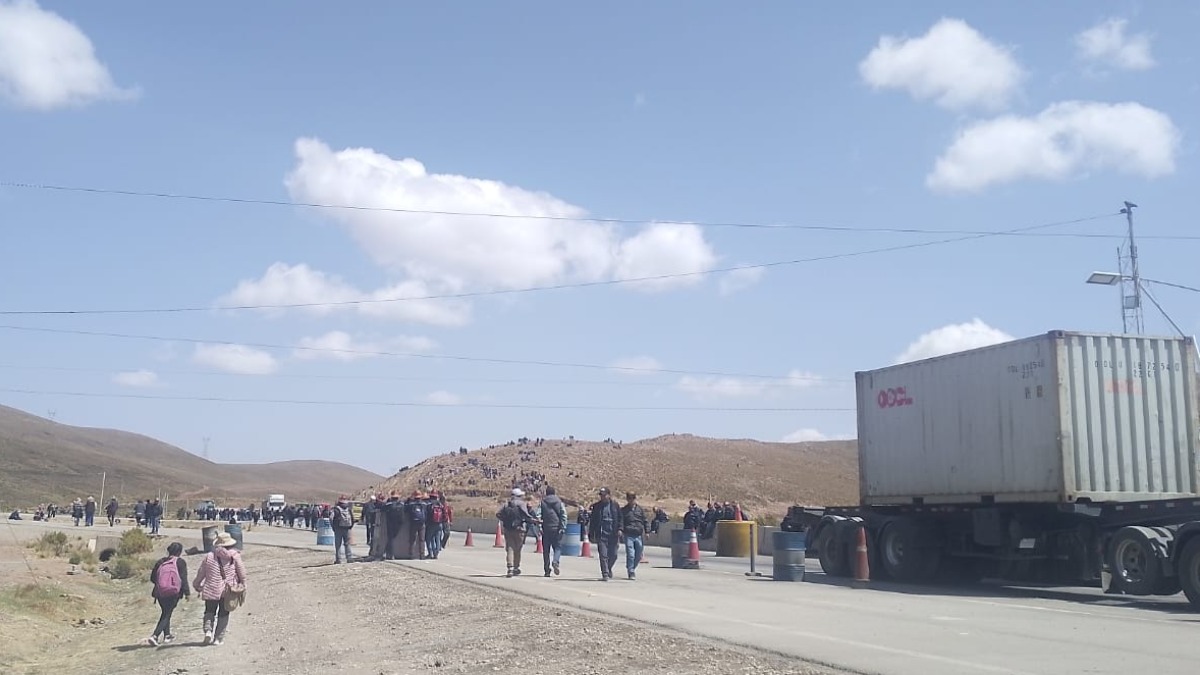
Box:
[332,505,353,528]
[153,557,181,599]
[406,501,426,524]
[430,503,446,524]
[496,502,525,530]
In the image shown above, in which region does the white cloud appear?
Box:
[1075,18,1155,71]
[240,138,719,319]
[859,18,1023,111]
[425,390,461,405]
[717,266,765,296]
[112,369,159,388]
[608,356,663,376]
[927,101,1180,192]
[676,369,824,400]
[192,343,279,375]
[0,0,137,110]
[782,428,828,443]
[291,330,437,362]
[220,262,472,327]
[894,319,1013,364]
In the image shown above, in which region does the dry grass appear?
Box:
[365,433,859,517]
[0,403,383,507]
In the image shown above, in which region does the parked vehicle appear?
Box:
[784,330,1200,609]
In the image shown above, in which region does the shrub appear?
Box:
[108,556,138,580]
[68,553,82,565]
[30,531,70,557]
[68,545,98,568]
[118,528,153,556]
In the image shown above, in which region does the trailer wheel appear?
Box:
[1108,527,1166,596]
[878,518,938,582]
[1179,537,1200,608]
[816,524,852,577]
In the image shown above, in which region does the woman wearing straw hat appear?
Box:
[192,531,247,646]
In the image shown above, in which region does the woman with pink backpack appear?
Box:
[145,542,190,646]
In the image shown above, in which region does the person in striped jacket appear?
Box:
[192,532,247,646]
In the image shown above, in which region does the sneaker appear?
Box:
[628,572,636,580]
[162,634,175,644]
[513,568,522,576]
[212,638,224,646]
[203,630,214,645]
[144,636,158,647]
[544,570,551,577]
[553,562,560,576]
[506,569,513,578]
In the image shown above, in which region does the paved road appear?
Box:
[8,518,1199,674]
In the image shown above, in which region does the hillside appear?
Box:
[363,434,859,518]
[0,404,383,508]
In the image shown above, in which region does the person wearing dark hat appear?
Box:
[587,488,622,581]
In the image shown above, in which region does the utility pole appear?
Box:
[1118,201,1144,334]
[98,472,106,508]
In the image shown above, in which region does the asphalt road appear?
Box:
[9,517,1199,675]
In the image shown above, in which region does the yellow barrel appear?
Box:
[715,521,753,557]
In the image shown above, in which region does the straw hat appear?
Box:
[213,532,238,548]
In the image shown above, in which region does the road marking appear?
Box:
[406,558,1039,675]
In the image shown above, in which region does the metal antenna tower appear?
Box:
[202,436,211,460]
[1118,201,1144,334]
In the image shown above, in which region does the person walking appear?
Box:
[497,488,540,578]
[620,492,649,580]
[71,498,84,526]
[587,488,622,581]
[361,496,377,548]
[193,531,246,646]
[330,496,355,563]
[106,498,119,527]
[144,542,191,646]
[147,499,162,534]
[539,487,567,577]
[84,497,96,527]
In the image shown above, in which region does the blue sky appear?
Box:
[1,1,1197,475]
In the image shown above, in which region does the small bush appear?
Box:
[108,556,138,580]
[30,531,70,557]
[118,528,153,556]
[68,553,82,565]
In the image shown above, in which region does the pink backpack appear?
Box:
[153,557,182,598]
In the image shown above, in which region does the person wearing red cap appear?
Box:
[330,496,355,563]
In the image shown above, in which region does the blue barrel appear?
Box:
[561,523,582,557]
[316,517,334,546]
[771,530,806,581]
[202,525,219,553]
[223,523,245,551]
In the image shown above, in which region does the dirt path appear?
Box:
[108,546,841,675]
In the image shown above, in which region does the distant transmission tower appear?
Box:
[1117,201,1144,334]
[202,436,211,460]
[47,410,57,422]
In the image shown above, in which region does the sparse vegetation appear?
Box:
[29,531,70,557]
[106,555,145,580]
[0,583,86,619]
[117,528,153,556]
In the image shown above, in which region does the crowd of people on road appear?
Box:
[683,500,752,539]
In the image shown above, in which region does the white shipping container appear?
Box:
[856,331,1200,505]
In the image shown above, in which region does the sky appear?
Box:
[1,1,1198,476]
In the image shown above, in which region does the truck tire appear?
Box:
[1108,527,1166,596]
[816,524,852,577]
[878,518,939,583]
[1178,537,1200,608]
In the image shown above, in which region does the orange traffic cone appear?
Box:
[464,528,474,547]
[686,529,701,569]
[853,525,870,588]
[535,535,543,553]
[493,523,504,548]
[580,539,592,558]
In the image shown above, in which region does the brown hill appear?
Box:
[0,404,383,509]
[363,434,859,518]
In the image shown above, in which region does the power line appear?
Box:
[0,324,821,381]
[3,180,1191,239]
[0,387,853,412]
[0,213,1121,316]
[0,362,850,387]
[1143,278,1200,294]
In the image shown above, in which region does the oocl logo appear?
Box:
[877,386,914,409]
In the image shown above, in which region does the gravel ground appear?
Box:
[111,546,844,675]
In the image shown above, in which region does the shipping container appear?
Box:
[855,330,1200,506]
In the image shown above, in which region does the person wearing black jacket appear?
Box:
[361,497,377,548]
[539,487,567,577]
[587,488,622,581]
[146,542,191,646]
[620,493,649,580]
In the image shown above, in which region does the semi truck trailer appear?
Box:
[782,330,1200,609]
